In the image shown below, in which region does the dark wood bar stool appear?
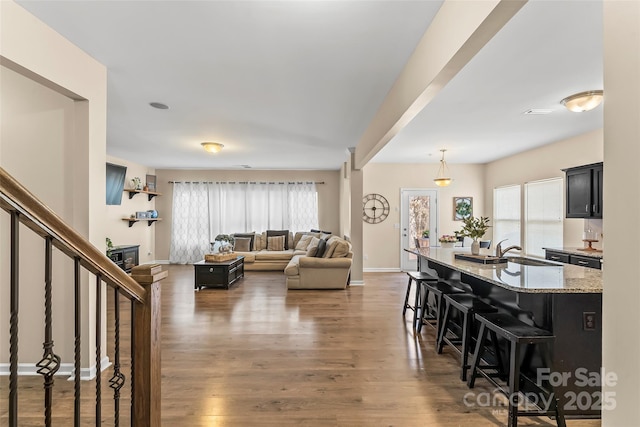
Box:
[403,271,438,329]
[416,281,464,335]
[467,312,566,427]
[436,293,497,381]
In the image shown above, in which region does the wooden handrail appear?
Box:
[0,167,145,302]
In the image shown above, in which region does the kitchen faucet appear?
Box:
[495,239,522,257]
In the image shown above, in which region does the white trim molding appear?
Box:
[363,268,402,273]
[0,357,111,381]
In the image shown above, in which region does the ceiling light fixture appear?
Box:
[434,149,452,187]
[201,142,224,153]
[560,90,604,112]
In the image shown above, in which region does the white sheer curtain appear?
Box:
[170,181,319,262]
[169,183,211,263]
[288,183,318,231]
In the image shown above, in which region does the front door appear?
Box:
[400,189,438,271]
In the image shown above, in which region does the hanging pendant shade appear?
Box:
[434,149,452,187]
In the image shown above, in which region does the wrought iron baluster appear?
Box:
[110,288,125,427]
[36,237,61,427]
[74,257,81,427]
[9,211,19,427]
[95,274,102,425]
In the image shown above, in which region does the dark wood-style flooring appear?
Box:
[1,265,601,426]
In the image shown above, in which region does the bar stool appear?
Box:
[467,313,566,427]
[403,271,438,329]
[436,293,497,381]
[416,281,464,336]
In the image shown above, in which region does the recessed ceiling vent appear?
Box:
[523,109,553,115]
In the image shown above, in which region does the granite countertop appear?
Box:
[407,247,602,294]
[543,247,603,259]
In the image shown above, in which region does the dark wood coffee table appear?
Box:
[193,256,244,290]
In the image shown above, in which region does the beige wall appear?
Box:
[602,1,640,423]
[362,162,485,270]
[106,156,156,264]
[484,129,604,247]
[0,0,107,372]
[153,169,340,261]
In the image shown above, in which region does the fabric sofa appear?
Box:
[227,231,353,289]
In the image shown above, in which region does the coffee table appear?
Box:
[193,256,245,290]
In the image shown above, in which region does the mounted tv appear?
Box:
[106,162,127,205]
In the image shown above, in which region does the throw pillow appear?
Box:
[311,229,332,234]
[233,232,255,251]
[295,234,313,251]
[306,246,318,257]
[323,236,340,258]
[315,238,327,258]
[233,237,252,252]
[267,235,286,251]
[266,229,289,249]
[331,239,351,258]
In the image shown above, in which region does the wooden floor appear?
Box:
[1,265,601,426]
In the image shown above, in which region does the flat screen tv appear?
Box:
[106,162,127,205]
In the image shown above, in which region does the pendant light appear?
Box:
[434,149,452,187]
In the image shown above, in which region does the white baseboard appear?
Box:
[154,260,171,264]
[349,280,365,286]
[363,268,402,273]
[0,357,111,381]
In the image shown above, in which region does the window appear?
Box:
[525,178,563,257]
[493,185,521,247]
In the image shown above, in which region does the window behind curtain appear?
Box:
[525,178,563,257]
[171,182,319,263]
[493,185,521,247]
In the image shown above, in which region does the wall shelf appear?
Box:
[123,218,162,227]
[124,189,162,201]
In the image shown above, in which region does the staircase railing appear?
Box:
[1,166,165,426]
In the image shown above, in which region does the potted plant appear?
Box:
[421,230,430,238]
[458,216,490,255]
[438,234,458,248]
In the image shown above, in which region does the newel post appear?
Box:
[131,266,168,427]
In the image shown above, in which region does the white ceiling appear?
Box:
[16,0,603,170]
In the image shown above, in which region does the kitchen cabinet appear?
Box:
[564,162,603,218]
[545,249,601,270]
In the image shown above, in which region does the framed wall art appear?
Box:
[453,197,473,221]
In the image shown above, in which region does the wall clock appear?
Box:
[362,193,390,224]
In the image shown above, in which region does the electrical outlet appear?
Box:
[364,254,368,261]
[583,312,596,331]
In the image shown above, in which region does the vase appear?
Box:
[471,240,480,255]
[441,242,454,248]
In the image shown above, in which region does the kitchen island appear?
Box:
[407,246,603,418]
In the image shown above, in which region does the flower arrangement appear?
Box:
[439,234,458,243]
[458,216,490,242]
[214,234,235,253]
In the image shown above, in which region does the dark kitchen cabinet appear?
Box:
[564,162,603,218]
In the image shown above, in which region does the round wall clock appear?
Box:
[362,193,390,224]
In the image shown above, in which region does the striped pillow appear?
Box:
[267,235,285,251]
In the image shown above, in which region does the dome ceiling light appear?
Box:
[201,142,224,153]
[560,90,604,112]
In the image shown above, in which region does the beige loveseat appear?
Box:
[229,231,352,289]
